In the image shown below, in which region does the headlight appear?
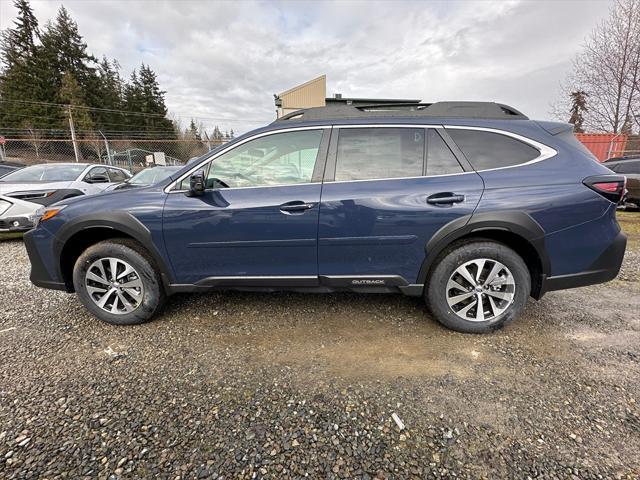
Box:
[0,199,11,216]
[7,190,56,201]
[36,204,67,224]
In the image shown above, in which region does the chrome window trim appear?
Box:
[336,124,443,129]
[165,126,332,193]
[444,125,557,171]
[328,171,476,185]
[165,123,557,193]
[170,182,318,193]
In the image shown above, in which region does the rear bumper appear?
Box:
[23,230,67,291]
[538,230,627,296]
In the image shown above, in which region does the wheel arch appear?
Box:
[55,212,174,293]
[417,211,550,299]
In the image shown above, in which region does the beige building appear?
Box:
[274,75,420,118]
[274,75,327,118]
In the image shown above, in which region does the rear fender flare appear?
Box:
[416,211,550,284]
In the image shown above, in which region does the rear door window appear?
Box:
[426,129,463,175]
[447,129,540,170]
[334,128,424,181]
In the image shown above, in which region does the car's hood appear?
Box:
[0,194,42,216]
[0,181,74,195]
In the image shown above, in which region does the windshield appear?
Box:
[129,166,181,185]
[0,164,86,182]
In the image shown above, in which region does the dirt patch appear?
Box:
[0,217,639,478]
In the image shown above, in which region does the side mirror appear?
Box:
[187,170,206,196]
[87,174,109,183]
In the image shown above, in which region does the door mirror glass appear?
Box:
[84,167,109,184]
[87,174,109,183]
[187,170,206,196]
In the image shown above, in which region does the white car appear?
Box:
[0,163,131,232]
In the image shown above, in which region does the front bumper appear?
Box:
[0,216,34,232]
[539,230,627,296]
[0,195,39,232]
[23,229,68,291]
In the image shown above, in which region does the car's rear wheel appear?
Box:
[73,239,165,325]
[426,241,530,333]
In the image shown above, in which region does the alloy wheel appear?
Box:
[446,258,515,322]
[85,257,144,315]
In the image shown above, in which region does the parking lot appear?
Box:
[0,214,638,479]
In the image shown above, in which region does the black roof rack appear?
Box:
[275,101,529,123]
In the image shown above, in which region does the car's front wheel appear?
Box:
[73,239,165,325]
[426,241,531,333]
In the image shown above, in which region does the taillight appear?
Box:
[583,175,626,203]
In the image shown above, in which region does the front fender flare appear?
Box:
[53,211,175,291]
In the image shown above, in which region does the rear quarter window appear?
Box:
[447,129,540,170]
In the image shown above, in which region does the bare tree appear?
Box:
[23,125,43,159]
[560,0,640,133]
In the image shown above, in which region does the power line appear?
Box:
[0,98,267,123]
[0,99,170,118]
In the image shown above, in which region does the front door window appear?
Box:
[179,130,324,190]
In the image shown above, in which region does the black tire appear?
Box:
[72,239,165,325]
[426,241,530,334]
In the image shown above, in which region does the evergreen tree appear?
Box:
[187,119,200,140]
[212,125,223,143]
[136,63,174,134]
[59,71,94,133]
[0,0,184,140]
[568,90,588,133]
[0,0,43,127]
[1,0,39,67]
[95,57,123,129]
[40,6,96,104]
[122,70,142,130]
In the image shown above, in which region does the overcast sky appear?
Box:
[0,0,612,135]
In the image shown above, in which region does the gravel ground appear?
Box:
[1,217,640,479]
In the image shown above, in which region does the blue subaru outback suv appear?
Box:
[24,102,627,333]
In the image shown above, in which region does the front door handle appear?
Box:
[426,193,465,205]
[279,201,316,214]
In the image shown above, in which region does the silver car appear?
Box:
[0,163,131,232]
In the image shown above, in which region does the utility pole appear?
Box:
[204,131,212,151]
[68,105,81,163]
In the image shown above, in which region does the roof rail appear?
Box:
[275,101,529,123]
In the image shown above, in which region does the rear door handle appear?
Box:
[426,193,465,205]
[279,201,316,214]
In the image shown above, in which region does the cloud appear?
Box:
[1,0,612,134]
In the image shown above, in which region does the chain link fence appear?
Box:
[602,135,639,159]
[0,131,231,173]
[575,133,640,161]
[2,130,639,173]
